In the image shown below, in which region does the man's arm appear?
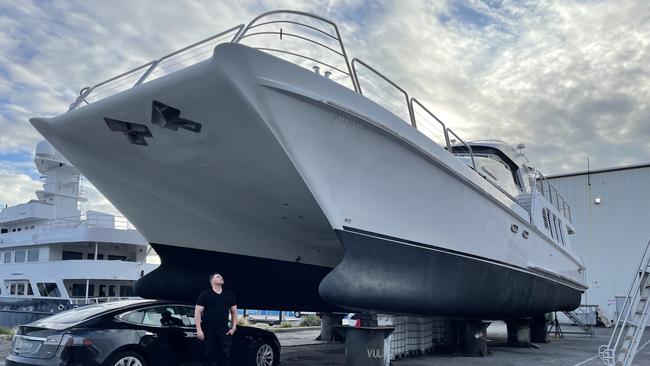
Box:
[195,305,205,340]
[226,305,238,336]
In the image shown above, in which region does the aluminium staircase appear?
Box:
[599,240,650,366]
[563,310,594,336]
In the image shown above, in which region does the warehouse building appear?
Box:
[548,163,650,323]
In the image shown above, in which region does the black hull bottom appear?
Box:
[137,228,581,318]
[319,228,582,318]
[135,243,338,311]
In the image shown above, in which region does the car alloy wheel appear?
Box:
[114,356,144,366]
[256,343,274,366]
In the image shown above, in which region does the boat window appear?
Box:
[27,248,39,262]
[542,208,550,229]
[120,285,135,297]
[3,252,10,263]
[545,209,554,239]
[108,255,127,261]
[99,285,107,297]
[0,229,7,234]
[72,283,90,297]
[14,250,26,263]
[11,229,16,232]
[16,228,21,232]
[6,281,33,296]
[62,251,83,260]
[30,226,35,230]
[37,283,62,297]
[109,285,116,297]
[558,219,565,246]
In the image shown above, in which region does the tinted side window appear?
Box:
[119,306,189,327]
[120,309,146,324]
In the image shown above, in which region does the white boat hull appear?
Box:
[32,43,585,316]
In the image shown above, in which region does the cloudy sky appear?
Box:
[0,0,648,213]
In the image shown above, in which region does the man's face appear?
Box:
[211,274,224,286]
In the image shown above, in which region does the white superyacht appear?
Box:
[30,10,586,318]
[0,140,157,317]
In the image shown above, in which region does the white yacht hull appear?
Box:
[32,43,585,317]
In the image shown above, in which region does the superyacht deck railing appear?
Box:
[68,24,245,111]
[46,213,137,231]
[65,10,529,189]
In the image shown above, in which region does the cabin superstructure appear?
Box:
[0,141,157,312]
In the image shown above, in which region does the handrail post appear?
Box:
[68,86,94,111]
[134,60,160,87]
[352,58,413,127]
[447,128,475,170]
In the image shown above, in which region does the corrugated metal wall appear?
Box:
[549,165,650,322]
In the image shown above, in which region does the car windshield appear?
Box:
[31,300,150,326]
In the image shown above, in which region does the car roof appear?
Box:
[28,299,192,329]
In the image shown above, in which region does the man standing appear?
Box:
[195,273,238,366]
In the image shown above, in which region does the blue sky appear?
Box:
[0,0,648,212]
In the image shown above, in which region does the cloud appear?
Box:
[0,165,41,208]
[0,0,648,216]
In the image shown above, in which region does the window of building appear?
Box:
[3,252,10,263]
[27,248,39,262]
[62,251,83,260]
[37,282,61,297]
[14,250,26,263]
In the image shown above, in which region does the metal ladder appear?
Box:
[563,310,594,336]
[599,240,650,366]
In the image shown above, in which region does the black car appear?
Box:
[7,299,280,366]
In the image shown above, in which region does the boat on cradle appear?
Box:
[30,10,586,319]
[0,141,157,325]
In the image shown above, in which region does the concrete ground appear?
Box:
[0,325,649,365]
[277,324,650,366]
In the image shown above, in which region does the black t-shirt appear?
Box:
[196,288,237,329]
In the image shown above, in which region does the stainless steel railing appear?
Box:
[68,24,245,111]
[66,11,492,179]
[536,173,572,222]
[235,10,357,92]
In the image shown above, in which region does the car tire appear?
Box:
[248,339,277,366]
[105,350,147,366]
